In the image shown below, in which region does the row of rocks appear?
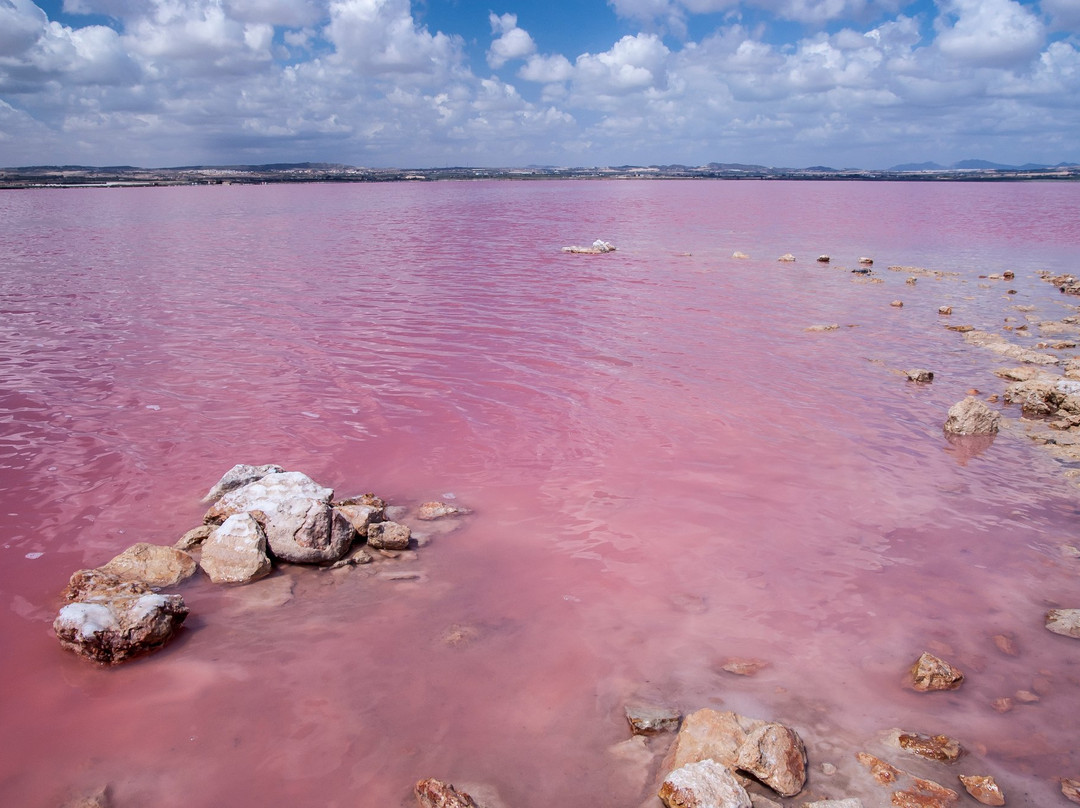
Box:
[53,463,469,664]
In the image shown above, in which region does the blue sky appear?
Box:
[1,0,1078,168]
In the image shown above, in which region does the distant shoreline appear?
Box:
[3,163,1079,189]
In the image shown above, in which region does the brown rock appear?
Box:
[663,709,765,775]
[336,503,382,537]
[895,731,963,762]
[625,702,681,735]
[175,524,212,550]
[859,256,874,265]
[98,542,197,587]
[891,300,904,308]
[817,255,830,263]
[906,369,934,383]
[906,277,918,285]
[991,697,1013,713]
[721,657,769,676]
[414,778,478,808]
[778,253,796,262]
[735,722,807,797]
[958,775,1004,806]
[942,399,999,437]
[910,652,964,691]
[992,633,1018,656]
[417,500,471,521]
[805,323,840,332]
[367,520,411,550]
[660,760,752,808]
[939,306,953,315]
[856,753,902,785]
[892,777,959,807]
[62,569,153,602]
[1062,778,1080,804]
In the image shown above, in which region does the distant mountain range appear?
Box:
[888,160,1080,171]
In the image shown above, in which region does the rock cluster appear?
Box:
[53,464,470,664]
[562,239,616,254]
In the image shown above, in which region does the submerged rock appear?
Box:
[889,730,963,762]
[959,775,1004,805]
[200,512,272,584]
[417,501,471,521]
[905,369,934,384]
[659,760,751,808]
[1045,609,1080,638]
[54,571,188,664]
[201,463,284,503]
[98,542,196,587]
[414,778,478,808]
[910,652,965,691]
[943,398,999,436]
[625,702,681,735]
[336,503,382,537]
[1062,778,1080,804]
[805,323,840,332]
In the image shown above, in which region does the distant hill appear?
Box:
[889,161,946,172]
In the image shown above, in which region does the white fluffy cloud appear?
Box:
[935,0,1045,67]
[487,12,536,68]
[0,0,1077,168]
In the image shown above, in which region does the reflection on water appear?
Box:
[1,180,1080,806]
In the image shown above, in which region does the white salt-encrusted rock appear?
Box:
[417,501,471,521]
[943,397,1000,436]
[200,512,272,584]
[659,759,752,808]
[201,463,285,503]
[1045,609,1080,639]
[204,471,353,564]
[54,589,188,664]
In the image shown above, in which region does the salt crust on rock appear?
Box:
[200,512,272,584]
[659,760,751,808]
[1045,609,1080,638]
[943,397,1000,436]
[204,471,353,564]
[54,588,188,664]
[201,463,284,503]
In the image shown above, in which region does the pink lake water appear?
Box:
[2,179,1080,807]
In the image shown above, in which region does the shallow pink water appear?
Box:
[2,180,1080,807]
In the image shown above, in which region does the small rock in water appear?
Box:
[855,753,901,785]
[1045,609,1080,638]
[659,759,751,808]
[414,777,478,808]
[367,520,411,550]
[732,251,750,259]
[625,702,682,735]
[992,633,1018,656]
[891,300,904,308]
[910,651,965,691]
[943,398,999,436]
[175,524,212,550]
[1062,778,1080,804]
[54,586,188,664]
[735,722,807,797]
[62,785,111,808]
[906,276,918,285]
[805,323,840,332]
[858,256,874,265]
[991,697,1014,713]
[891,730,964,762]
[959,775,1005,806]
[778,253,796,262]
[906,369,934,384]
[1015,689,1040,703]
[720,657,768,676]
[417,500,471,521]
[817,255,830,263]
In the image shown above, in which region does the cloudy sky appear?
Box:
[1,0,1078,168]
